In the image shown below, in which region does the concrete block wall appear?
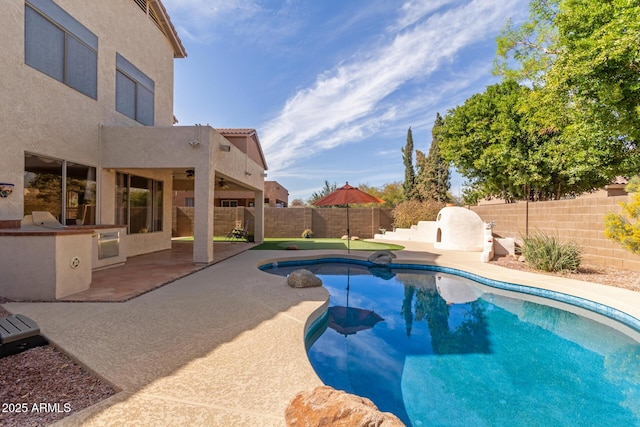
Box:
[173,207,394,240]
[471,195,640,272]
[262,207,310,238]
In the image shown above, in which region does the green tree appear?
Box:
[495,0,640,174]
[358,181,404,208]
[402,127,416,200]
[415,113,451,202]
[307,180,338,205]
[439,80,617,202]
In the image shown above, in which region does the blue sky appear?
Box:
[162,0,529,202]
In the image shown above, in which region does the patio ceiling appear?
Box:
[172,169,253,192]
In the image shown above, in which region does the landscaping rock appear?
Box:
[351,236,360,240]
[368,250,397,265]
[285,245,299,250]
[285,385,405,427]
[287,269,322,288]
[341,235,349,240]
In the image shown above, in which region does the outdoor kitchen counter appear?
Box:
[0,224,123,236]
[0,226,126,300]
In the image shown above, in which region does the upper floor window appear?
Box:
[116,53,155,126]
[24,0,98,99]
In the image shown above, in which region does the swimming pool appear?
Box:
[261,259,640,426]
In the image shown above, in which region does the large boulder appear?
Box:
[368,250,397,265]
[287,269,322,288]
[285,386,405,427]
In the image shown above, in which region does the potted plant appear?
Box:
[301,229,313,238]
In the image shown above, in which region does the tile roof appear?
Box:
[611,176,629,185]
[215,129,268,170]
[216,128,257,136]
[148,0,187,58]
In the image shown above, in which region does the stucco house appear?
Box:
[0,0,266,299]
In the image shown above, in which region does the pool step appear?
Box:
[0,314,48,358]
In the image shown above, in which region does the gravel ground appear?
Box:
[491,257,640,292]
[0,298,116,427]
[1,260,639,426]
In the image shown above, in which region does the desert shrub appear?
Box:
[521,232,581,272]
[392,200,445,229]
[604,177,640,254]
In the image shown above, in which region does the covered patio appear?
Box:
[57,241,257,302]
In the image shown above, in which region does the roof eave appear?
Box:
[150,0,187,58]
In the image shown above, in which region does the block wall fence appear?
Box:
[471,195,640,272]
[172,196,640,272]
[173,207,394,240]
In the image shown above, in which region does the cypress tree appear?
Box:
[402,127,416,200]
[415,113,450,202]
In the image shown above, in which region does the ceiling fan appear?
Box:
[185,169,195,179]
[218,177,229,189]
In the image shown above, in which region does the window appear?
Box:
[184,198,195,207]
[221,200,238,207]
[116,173,163,233]
[25,0,98,99]
[24,154,96,225]
[116,53,154,125]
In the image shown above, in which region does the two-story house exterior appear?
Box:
[0,0,266,299]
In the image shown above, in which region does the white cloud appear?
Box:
[161,0,301,45]
[261,0,524,175]
[391,0,458,32]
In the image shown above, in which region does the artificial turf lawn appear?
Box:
[171,237,404,251]
[249,238,404,251]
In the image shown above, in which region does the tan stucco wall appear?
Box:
[0,0,176,221]
[101,126,266,262]
[100,126,265,193]
[0,233,92,300]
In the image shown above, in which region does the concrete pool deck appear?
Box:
[4,240,640,426]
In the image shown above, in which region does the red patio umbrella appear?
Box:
[328,306,384,336]
[312,182,384,253]
[327,267,384,336]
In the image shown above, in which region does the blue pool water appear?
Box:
[261,260,640,427]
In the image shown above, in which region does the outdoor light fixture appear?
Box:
[219,144,231,152]
[262,172,268,177]
[245,171,252,176]
[188,140,200,147]
[0,183,14,198]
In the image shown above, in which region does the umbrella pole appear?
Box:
[347,204,350,253]
[346,267,350,308]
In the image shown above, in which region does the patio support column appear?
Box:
[193,165,215,264]
[254,189,264,243]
